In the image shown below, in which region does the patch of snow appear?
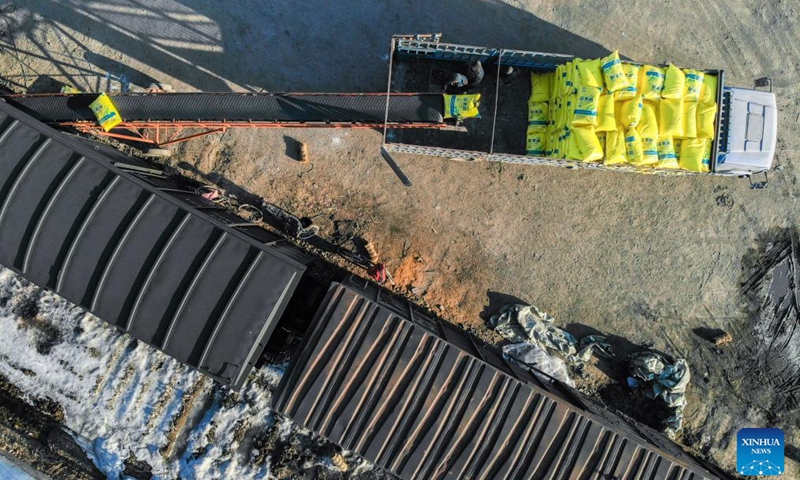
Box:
[0,267,343,479]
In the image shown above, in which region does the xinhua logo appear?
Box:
[737,428,784,476]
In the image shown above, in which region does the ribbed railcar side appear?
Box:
[0,100,311,389]
[274,278,730,480]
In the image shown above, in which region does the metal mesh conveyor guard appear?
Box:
[3,93,444,124]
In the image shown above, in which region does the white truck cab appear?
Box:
[715,86,778,176]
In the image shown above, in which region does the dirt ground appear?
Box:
[1,0,799,477]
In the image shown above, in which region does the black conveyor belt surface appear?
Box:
[3,93,444,124]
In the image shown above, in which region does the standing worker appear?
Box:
[444,60,485,94]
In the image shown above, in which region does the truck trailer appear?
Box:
[382,34,778,181]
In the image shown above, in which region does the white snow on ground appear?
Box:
[0,267,338,479]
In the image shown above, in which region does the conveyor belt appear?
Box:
[2,93,444,124]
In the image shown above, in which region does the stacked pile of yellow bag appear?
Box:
[527,51,718,173]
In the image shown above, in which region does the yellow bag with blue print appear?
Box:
[639,137,659,166]
[618,94,643,128]
[604,127,628,165]
[615,63,639,100]
[640,65,665,100]
[443,94,481,119]
[657,136,679,169]
[625,127,644,165]
[528,101,549,131]
[572,86,602,126]
[683,69,705,102]
[89,93,123,132]
[600,51,629,92]
[526,125,547,156]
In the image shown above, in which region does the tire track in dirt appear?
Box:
[110,364,137,417]
[144,372,177,432]
[91,337,135,397]
[691,0,765,81]
[160,376,212,460]
[745,0,800,84]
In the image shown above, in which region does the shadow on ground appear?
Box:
[13,0,610,92]
[479,290,530,323]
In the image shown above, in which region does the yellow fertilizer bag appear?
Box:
[554,65,565,98]
[596,93,616,132]
[552,134,564,159]
[640,137,659,166]
[679,138,709,172]
[443,94,481,119]
[546,98,555,131]
[636,101,659,139]
[566,93,578,126]
[700,74,718,105]
[684,69,705,102]
[526,126,547,156]
[601,51,629,92]
[625,127,644,165]
[657,136,679,169]
[576,58,604,88]
[640,65,665,100]
[659,98,684,137]
[571,126,604,162]
[528,101,549,131]
[697,102,717,139]
[547,132,559,156]
[618,94,643,128]
[661,64,686,100]
[89,93,123,132]
[546,133,557,157]
[556,97,568,130]
[682,101,698,138]
[604,127,628,165]
[566,131,581,160]
[615,63,639,100]
[702,138,713,170]
[564,62,577,94]
[674,138,683,163]
[553,98,565,131]
[530,73,552,103]
[573,86,602,126]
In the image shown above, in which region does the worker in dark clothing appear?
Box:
[444,60,485,94]
[465,60,484,86]
[445,72,469,94]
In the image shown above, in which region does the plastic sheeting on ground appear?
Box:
[627,352,691,438]
[502,343,575,387]
[490,304,613,385]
